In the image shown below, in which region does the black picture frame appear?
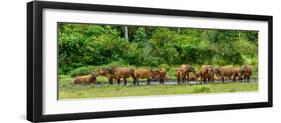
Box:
[27,1,273,122]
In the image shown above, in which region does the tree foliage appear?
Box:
[58,23,258,74]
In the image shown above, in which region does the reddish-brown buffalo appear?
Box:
[178,64,195,84]
[232,67,242,81]
[154,68,167,84]
[199,65,214,84]
[95,68,115,85]
[241,65,252,82]
[134,68,156,85]
[110,67,135,85]
[214,65,234,83]
[214,65,242,82]
[176,69,183,84]
[74,74,96,84]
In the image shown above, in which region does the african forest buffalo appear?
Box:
[178,64,195,84]
[232,67,243,82]
[94,68,115,85]
[134,68,157,85]
[241,65,252,82]
[176,68,183,84]
[154,68,167,84]
[214,65,234,83]
[199,65,214,84]
[74,73,96,84]
[94,67,135,85]
[214,65,243,82]
[109,67,135,85]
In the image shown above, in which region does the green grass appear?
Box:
[58,82,258,99]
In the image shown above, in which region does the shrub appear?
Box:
[229,88,236,92]
[167,67,177,80]
[58,24,259,75]
[59,75,73,83]
[106,61,127,67]
[159,64,170,71]
[70,66,93,77]
[192,86,211,93]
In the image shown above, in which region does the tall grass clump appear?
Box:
[192,86,211,93]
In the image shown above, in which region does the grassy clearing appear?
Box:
[58,82,258,99]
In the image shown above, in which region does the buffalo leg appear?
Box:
[136,78,139,85]
[203,77,206,84]
[203,78,205,84]
[233,75,236,82]
[147,79,150,85]
[117,78,121,85]
[186,74,189,84]
[185,75,187,84]
[109,78,113,85]
[133,78,136,85]
[124,78,127,85]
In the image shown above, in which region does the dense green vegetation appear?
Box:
[59,82,258,99]
[58,23,259,99]
[58,23,258,75]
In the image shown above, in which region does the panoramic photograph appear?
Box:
[58,23,258,99]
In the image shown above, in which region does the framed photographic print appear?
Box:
[27,1,273,122]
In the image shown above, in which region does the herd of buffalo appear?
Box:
[73,65,253,85]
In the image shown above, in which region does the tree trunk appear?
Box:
[124,26,129,41]
[177,28,181,34]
